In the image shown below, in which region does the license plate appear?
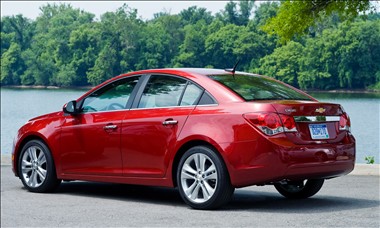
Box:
[309,124,329,140]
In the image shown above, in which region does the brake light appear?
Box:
[339,113,351,131]
[243,112,297,136]
[280,114,297,132]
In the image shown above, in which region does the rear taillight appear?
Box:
[280,114,297,132]
[339,113,351,131]
[243,112,297,136]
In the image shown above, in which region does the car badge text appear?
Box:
[285,108,297,113]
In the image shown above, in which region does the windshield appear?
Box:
[209,74,312,101]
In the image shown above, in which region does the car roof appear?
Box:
[121,68,257,78]
[78,68,253,103]
[165,68,230,75]
[118,68,229,78]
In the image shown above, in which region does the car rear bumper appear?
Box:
[222,134,356,187]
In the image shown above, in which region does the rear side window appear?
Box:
[198,91,216,105]
[138,75,187,108]
[180,83,203,106]
[210,74,312,101]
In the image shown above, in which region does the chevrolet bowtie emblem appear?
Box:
[315,108,326,114]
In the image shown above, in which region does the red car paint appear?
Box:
[12,68,355,189]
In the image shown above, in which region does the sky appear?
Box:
[1,1,237,20]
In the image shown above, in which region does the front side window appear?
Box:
[210,74,312,101]
[81,76,140,112]
[138,75,187,108]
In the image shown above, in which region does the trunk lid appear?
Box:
[270,100,345,144]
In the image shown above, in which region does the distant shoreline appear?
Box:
[306,89,380,94]
[2,85,379,93]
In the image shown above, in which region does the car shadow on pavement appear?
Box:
[55,181,379,212]
[226,189,379,212]
[56,181,184,207]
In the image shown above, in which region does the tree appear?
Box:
[205,23,269,71]
[173,21,209,67]
[0,15,35,50]
[87,44,117,85]
[298,19,380,90]
[258,41,304,87]
[1,15,35,85]
[238,0,255,25]
[1,43,23,85]
[135,22,171,69]
[68,23,101,86]
[22,3,95,86]
[87,4,143,85]
[263,0,372,43]
[252,1,279,27]
[179,6,213,25]
[218,0,255,26]
[150,14,184,67]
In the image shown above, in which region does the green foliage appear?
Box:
[258,41,304,87]
[365,156,375,164]
[259,19,380,90]
[1,2,379,90]
[179,6,213,25]
[174,20,209,67]
[263,0,372,43]
[1,43,23,85]
[216,0,256,26]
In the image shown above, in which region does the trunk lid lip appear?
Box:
[267,100,343,117]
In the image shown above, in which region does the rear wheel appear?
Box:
[18,140,61,192]
[274,179,324,199]
[177,146,234,209]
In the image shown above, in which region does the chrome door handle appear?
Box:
[162,120,178,126]
[104,125,118,130]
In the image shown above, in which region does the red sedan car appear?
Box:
[12,68,355,209]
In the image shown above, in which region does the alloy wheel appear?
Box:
[21,145,47,188]
[180,153,218,203]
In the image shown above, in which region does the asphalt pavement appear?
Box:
[1,165,379,227]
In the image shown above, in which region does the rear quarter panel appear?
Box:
[171,102,280,185]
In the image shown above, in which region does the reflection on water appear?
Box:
[1,88,379,163]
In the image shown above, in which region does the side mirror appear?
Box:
[63,100,79,115]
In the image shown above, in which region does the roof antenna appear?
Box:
[225,59,240,78]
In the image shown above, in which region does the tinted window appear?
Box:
[82,76,140,112]
[198,91,217,105]
[138,75,187,108]
[180,83,203,106]
[210,74,312,101]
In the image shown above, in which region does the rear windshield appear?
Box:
[209,74,312,101]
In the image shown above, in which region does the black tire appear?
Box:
[18,140,61,192]
[274,179,324,199]
[177,146,234,209]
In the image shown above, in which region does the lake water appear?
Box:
[1,88,379,164]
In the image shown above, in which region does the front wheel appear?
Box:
[177,146,234,209]
[18,140,61,192]
[274,179,324,199]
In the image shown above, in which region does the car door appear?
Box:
[121,74,204,177]
[59,76,141,176]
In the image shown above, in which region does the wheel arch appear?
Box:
[171,139,229,187]
[14,134,53,177]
